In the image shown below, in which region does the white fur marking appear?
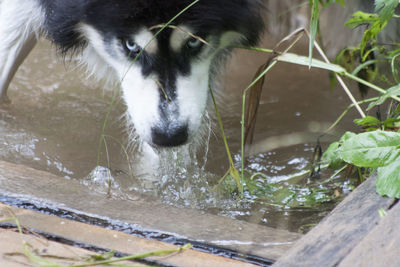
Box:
[170,25,193,52]
[79,24,161,143]
[121,69,160,143]
[134,28,158,54]
[176,58,212,135]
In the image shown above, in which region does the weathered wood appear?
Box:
[0,160,300,261]
[0,229,149,267]
[273,175,395,267]
[338,202,400,267]
[0,230,148,267]
[0,204,257,267]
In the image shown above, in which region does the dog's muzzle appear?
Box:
[151,123,188,147]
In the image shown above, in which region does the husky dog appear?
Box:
[0,0,264,148]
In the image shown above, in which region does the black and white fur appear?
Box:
[0,0,264,149]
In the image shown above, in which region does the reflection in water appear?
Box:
[0,22,361,233]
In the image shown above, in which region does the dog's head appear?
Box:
[45,0,264,147]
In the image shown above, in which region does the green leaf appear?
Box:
[367,83,400,110]
[354,116,382,127]
[383,118,400,128]
[322,142,344,169]
[351,59,379,77]
[389,49,400,83]
[345,11,378,28]
[339,131,400,167]
[333,47,359,79]
[375,0,398,22]
[339,131,356,143]
[377,160,400,198]
[336,0,345,7]
[320,0,344,8]
[344,1,397,58]
[276,53,346,73]
[229,165,243,196]
[360,21,386,56]
[378,208,387,218]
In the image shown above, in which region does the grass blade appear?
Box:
[210,87,243,197]
[309,0,319,66]
[276,52,346,73]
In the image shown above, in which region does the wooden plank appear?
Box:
[0,204,257,267]
[273,175,395,267]
[0,230,146,267]
[0,160,300,261]
[338,202,400,267]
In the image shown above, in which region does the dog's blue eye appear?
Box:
[125,40,141,54]
[186,38,202,49]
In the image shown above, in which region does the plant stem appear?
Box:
[96,88,119,167]
[209,87,234,165]
[319,165,347,185]
[345,73,400,102]
[103,135,134,181]
[232,46,274,53]
[70,244,192,267]
[324,97,379,134]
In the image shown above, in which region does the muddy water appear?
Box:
[0,35,361,233]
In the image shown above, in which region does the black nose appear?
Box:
[151,124,188,147]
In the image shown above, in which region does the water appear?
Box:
[0,30,362,234]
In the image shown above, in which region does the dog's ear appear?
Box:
[218,0,265,49]
[187,0,264,48]
[232,0,265,47]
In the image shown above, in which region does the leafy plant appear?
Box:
[333,0,400,90]
[319,1,400,198]
[219,0,400,202]
[322,131,400,198]
[347,0,398,56]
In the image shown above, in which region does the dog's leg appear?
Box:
[0,36,37,103]
[0,0,44,103]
